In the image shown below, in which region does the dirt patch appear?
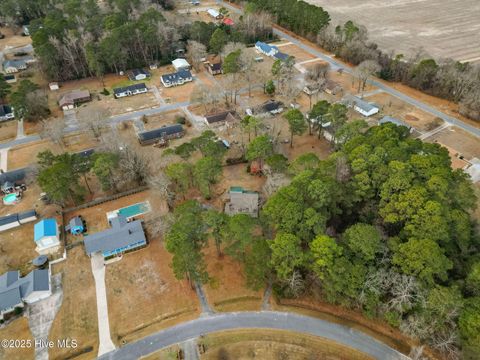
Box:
[201,329,374,360]
[0,121,17,142]
[203,243,263,312]
[0,317,34,360]
[105,238,200,345]
[48,247,99,360]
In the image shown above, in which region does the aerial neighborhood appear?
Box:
[0,0,479,359]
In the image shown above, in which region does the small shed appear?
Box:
[172,58,191,72]
[34,219,60,254]
[207,8,223,19]
[65,216,85,235]
[128,69,150,81]
[49,82,59,91]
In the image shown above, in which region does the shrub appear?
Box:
[101,88,110,96]
[175,115,186,124]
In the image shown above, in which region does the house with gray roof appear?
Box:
[83,215,147,259]
[0,269,51,320]
[378,116,413,132]
[2,59,28,73]
[137,124,184,145]
[224,187,259,218]
[160,70,192,88]
[0,210,37,233]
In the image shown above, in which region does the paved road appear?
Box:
[220,1,480,138]
[98,311,408,360]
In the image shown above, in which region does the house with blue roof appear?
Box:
[255,41,279,57]
[34,219,60,254]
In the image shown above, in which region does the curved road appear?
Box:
[98,311,409,360]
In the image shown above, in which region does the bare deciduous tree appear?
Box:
[353,60,381,94]
[41,119,66,148]
[186,40,207,71]
[77,104,110,140]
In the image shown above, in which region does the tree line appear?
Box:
[163,123,479,359]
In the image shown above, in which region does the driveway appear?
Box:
[91,253,116,356]
[26,273,63,360]
[98,311,409,360]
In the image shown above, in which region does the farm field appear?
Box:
[307,0,480,63]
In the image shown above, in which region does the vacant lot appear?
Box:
[276,43,316,63]
[0,317,34,360]
[428,126,480,161]
[0,121,17,142]
[308,0,480,63]
[203,243,263,312]
[0,222,37,275]
[105,239,200,345]
[201,329,373,360]
[48,247,98,360]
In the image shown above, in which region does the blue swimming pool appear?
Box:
[117,202,149,218]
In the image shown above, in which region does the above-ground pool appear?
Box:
[116,202,150,219]
[3,193,19,205]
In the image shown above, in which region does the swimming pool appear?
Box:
[117,202,150,219]
[3,193,18,205]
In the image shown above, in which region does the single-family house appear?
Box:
[0,105,14,121]
[172,58,191,72]
[137,124,184,145]
[128,69,151,81]
[378,116,413,132]
[34,218,60,254]
[273,52,290,62]
[0,269,51,320]
[2,59,27,73]
[4,74,16,83]
[259,100,283,115]
[204,56,222,75]
[58,90,91,110]
[113,83,148,98]
[224,187,259,218]
[160,70,193,88]
[0,168,27,194]
[207,8,223,19]
[255,41,279,57]
[204,110,238,127]
[344,95,379,117]
[324,80,342,95]
[84,215,147,259]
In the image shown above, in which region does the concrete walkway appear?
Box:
[99,311,409,360]
[91,253,116,356]
[26,274,63,360]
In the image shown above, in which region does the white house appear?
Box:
[0,269,51,320]
[113,83,148,98]
[128,69,150,81]
[172,58,191,72]
[34,218,60,254]
[345,95,379,117]
[161,70,193,88]
[207,8,223,19]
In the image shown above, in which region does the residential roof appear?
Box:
[205,110,237,124]
[209,62,222,71]
[273,52,290,61]
[378,116,411,129]
[255,41,278,55]
[343,95,378,113]
[130,69,150,78]
[207,8,220,17]
[172,58,190,69]
[69,216,83,229]
[225,187,259,217]
[59,90,90,107]
[161,70,192,84]
[0,168,26,186]
[223,18,234,26]
[113,83,147,96]
[18,210,37,221]
[83,215,146,255]
[0,269,50,312]
[34,219,57,242]
[32,255,48,267]
[138,124,184,142]
[3,59,27,69]
[261,100,283,113]
[0,105,13,117]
